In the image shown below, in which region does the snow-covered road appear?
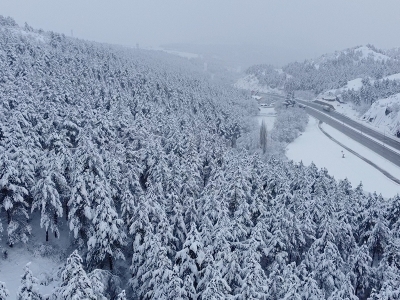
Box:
[286,117,400,198]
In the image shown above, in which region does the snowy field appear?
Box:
[255,107,276,130]
[0,245,62,297]
[286,117,400,198]
[0,217,71,297]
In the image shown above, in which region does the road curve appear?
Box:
[297,99,400,151]
[303,106,400,168]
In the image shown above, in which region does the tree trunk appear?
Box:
[46,230,49,242]
[65,204,69,221]
[109,254,113,271]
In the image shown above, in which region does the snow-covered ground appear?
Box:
[306,105,400,155]
[362,93,400,136]
[320,78,364,98]
[234,74,283,95]
[255,107,276,130]
[383,72,400,81]
[0,215,71,297]
[286,117,400,198]
[0,244,63,298]
[160,49,200,59]
[147,46,200,59]
[354,46,390,61]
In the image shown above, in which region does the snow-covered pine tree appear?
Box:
[116,290,127,300]
[350,244,373,298]
[0,281,9,300]
[88,269,106,300]
[296,265,324,300]
[196,248,232,299]
[328,275,358,300]
[304,220,346,299]
[86,187,126,270]
[144,242,181,299]
[16,262,42,300]
[58,250,96,300]
[236,243,270,299]
[0,148,32,247]
[175,223,205,297]
[31,154,66,241]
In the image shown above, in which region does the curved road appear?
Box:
[260,93,400,168]
[302,106,400,168]
[297,99,400,151]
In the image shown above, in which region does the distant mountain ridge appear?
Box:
[243,44,400,96]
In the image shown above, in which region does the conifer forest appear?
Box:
[0,15,400,300]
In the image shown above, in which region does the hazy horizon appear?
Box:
[1,0,400,66]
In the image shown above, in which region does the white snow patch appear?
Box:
[383,73,400,81]
[161,49,199,59]
[0,245,63,298]
[319,78,364,99]
[3,27,47,43]
[255,107,276,130]
[354,46,390,61]
[345,78,364,91]
[286,117,400,198]
[147,47,200,59]
[362,93,400,136]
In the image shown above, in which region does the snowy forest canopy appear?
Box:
[0,16,400,299]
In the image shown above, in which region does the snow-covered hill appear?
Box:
[362,93,400,137]
[320,78,364,98]
[353,45,390,61]
[245,44,400,99]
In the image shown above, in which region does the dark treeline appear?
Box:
[0,17,400,299]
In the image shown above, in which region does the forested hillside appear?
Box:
[1,16,400,299]
[247,45,400,99]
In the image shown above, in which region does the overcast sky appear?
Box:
[1,0,400,66]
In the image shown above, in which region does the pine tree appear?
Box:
[116,290,127,300]
[0,148,32,246]
[31,154,66,241]
[236,243,269,299]
[328,275,358,300]
[175,223,205,297]
[17,263,42,300]
[58,250,96,300]
[304,223,346,298]
[0,281,9,300]
[350,244,373,298]
[196,247,232,299]
[86,191,126,270]
[88,269,106,300]
[259,120,267,154]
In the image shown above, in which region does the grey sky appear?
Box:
[1,0,400,66]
